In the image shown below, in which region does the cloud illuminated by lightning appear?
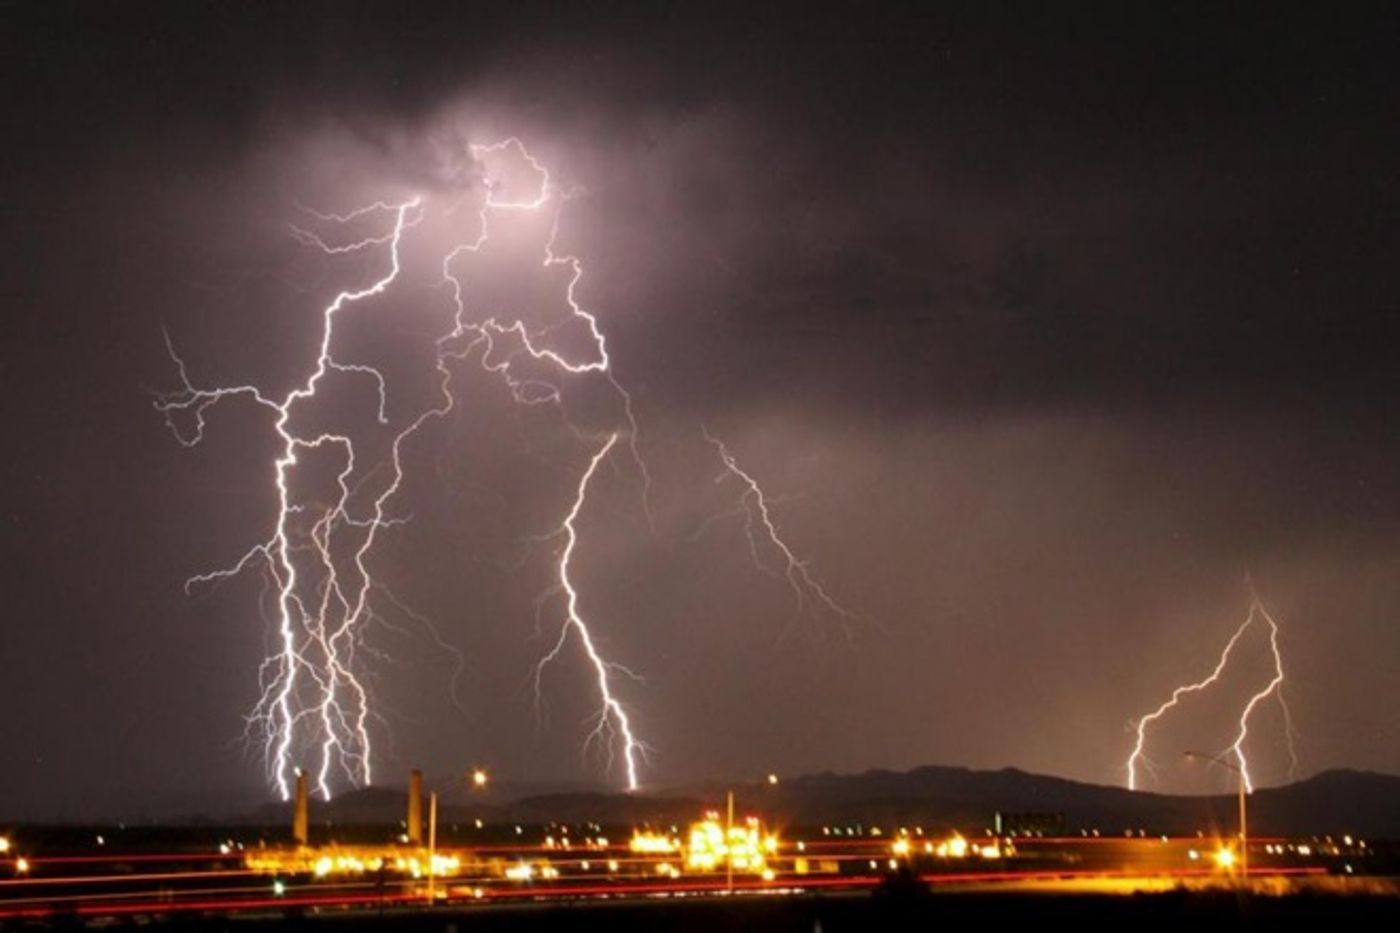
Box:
[1125,594,1298,793]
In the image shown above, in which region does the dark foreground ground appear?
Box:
[9,888,1399,932]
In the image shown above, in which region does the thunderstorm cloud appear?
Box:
[2,3,1397,818]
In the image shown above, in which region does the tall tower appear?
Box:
[292,770,310,847]
[407,769,424,845]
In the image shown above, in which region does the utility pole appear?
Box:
[1236,771,1248,879]
[1185,751,1248,880]
[426,791,438,904]
[725,789,735,894]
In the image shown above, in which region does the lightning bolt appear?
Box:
[447,139,649,788]
[1125,593,1298,793]
[158,137,652,798]
[703,429,856,635]
[159,197,423,799]
[1229,598,1297,792]
[533,433,646,790]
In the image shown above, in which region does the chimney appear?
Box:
[407,769,424,845]
[292,770,310,847]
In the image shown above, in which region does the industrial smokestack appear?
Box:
[407,769,424,845]
[292,770,310,847]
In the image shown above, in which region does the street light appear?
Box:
[1184,751,1247,879]
[426,768,490,904]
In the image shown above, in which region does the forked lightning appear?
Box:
[1126,595,1298,793]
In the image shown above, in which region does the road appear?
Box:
[2,829,1370,922]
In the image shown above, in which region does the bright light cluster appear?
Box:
[503,860,559,881]
[246,846,460,878]
[885,831,1000,860]
[684,813,778,874]
[629,830,680,854]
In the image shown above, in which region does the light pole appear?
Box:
[725,789,735,895]
[426,790,437,905]
[426,768,489,905]
[1184,751,1247,879]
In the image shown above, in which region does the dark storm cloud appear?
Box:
[12,2,1396,416]
[2,2,1398,818]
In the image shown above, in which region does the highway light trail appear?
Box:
[1126,595,1297,792]
[0,850,1333,922]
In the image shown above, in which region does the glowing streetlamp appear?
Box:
[427,768,490,904]
[1184,750,1247,879]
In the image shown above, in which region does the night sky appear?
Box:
[3,2,1398,820]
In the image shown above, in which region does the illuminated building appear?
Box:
[684,812,778,875]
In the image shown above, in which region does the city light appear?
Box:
[629,830,679,854]
[248,846,459,879]
[684,813,778,875]
[940,834,969,858]
[504,861,558,881]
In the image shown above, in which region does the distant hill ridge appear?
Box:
[271,765,1400,837]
